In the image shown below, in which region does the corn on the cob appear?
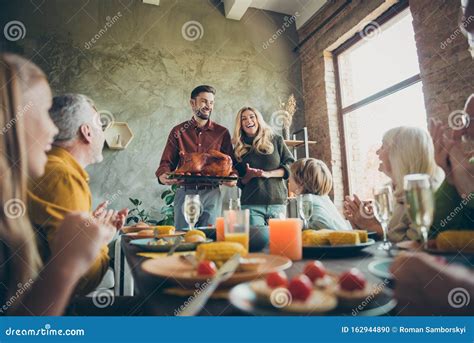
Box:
[436,230,474,252]
[354,230,368,243]
[328,231,360,246]
[302,229,331,246]
[184,229,206,239]
[154,226,175,235]
[196,242,247,264]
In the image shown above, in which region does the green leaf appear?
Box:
[161,190,172,199]
[165,195,174,205]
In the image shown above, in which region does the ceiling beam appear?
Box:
[143,0,160,6]
[223,0,252,20]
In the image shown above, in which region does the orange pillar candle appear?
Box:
[215,217,225,241]
[269,218,302,261]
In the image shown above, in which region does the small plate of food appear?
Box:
[396,231,474,256]
[141,241,292,288]
[302,230,375,257]
[124,224,185,239]
[130,229,211,252]
[229,261,395,316]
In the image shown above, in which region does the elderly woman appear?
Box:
[343,126,443,242]
[232,106,294,226]
[0,53,116,315]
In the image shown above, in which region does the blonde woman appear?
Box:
[290,158,351,230]
[233,107,294,226]
[343,126,443,242]
[0,53,115,315]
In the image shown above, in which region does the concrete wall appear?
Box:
[1,0,303,219]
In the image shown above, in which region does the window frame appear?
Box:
[333,0,421,195]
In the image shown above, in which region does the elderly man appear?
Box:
[28,94,127,295]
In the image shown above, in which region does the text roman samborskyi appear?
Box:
[398,326,466,334]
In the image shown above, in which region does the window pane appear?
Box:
[344,82,427,199]
[338,9,420,107]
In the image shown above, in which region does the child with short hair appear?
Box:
[289,158,351,230]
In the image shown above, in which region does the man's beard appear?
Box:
[194,106,212,120]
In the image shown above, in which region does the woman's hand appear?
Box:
[343,194,382,233]
[241,163,264,184]
[50,212,116,278]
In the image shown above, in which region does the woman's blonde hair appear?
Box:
[382,126,438,197]
[0,53,44,298]
[233,106,274,162]
[290,158,333,195]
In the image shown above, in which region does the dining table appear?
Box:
[120,234,403,316]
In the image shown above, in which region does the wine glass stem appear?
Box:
[421,226,428,248]
[382,221,388,243]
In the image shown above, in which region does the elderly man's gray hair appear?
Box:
[49,94,97,143]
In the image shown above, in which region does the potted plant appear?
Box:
[126,198,159,225]
[157,184,178,226]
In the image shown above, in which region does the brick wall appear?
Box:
[410,0,474,120]
[297,0,474,208]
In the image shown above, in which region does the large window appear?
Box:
[335,4,427,199]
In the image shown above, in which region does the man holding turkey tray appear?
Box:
[156,85,238,229]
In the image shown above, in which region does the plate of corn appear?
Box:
[396,230,474,255]
[141,242,292,288]
[302,229,375,257]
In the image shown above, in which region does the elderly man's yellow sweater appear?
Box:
[28,146,109,295]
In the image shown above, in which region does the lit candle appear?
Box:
[215,217,225,241]
[269,218,302,261]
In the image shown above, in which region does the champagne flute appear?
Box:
[297,194,313,230]
[403,174,434,248]
[373,185,394,250]
[182,194,202,231]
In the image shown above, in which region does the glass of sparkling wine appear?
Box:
[373,185,394,250]
[297,194,313,230]
[183,194,202,231]
[403,174,435,248]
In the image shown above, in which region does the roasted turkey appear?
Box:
[174,150,233,176]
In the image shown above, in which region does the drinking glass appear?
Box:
[297,194,313,229]
[403,174,435,248]
[182,194,202,231]
[224,209,250,252]
[228,198,241,211]
[373,185,394,250]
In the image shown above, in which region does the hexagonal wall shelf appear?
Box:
[104,122,134,150]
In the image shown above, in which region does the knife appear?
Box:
[177,253,241,316]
